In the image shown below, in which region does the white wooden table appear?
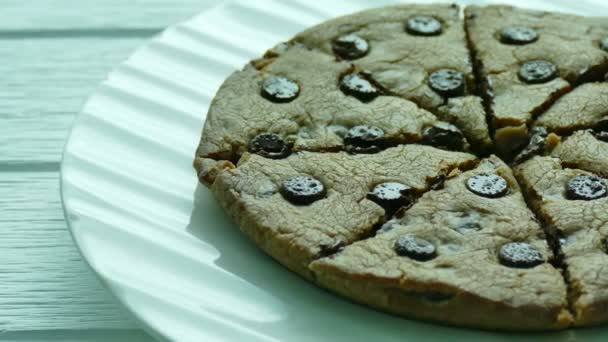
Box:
[1,1,220,340]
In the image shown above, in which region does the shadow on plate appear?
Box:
[186,184,604,342]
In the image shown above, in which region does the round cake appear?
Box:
[193,4,608,330]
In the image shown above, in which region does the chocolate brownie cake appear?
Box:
[193,3,608,331]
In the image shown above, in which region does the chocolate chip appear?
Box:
[600,37,608,52]
[261,75,299,103]
[394,235,436,261]
[530,126,548,137]
[449,212,483,234]
[500,26,538,45]
[422,122,465,150]
[280,176,326,205]
[594,117,608,132]
[565,174,608,201]
[332,34,369,60]
[405,16,442,36]
[368,182,414,214]
[248,133,291,159]
[340,73,380,102]
[343,125,385,154]
[593,117,608,142]
[429,174,446,190]
[595,131,608,142]
[513,127,548,164]
[317,240,346,258]
[376,219,398,235]
[428,69,465,97]
[518,60,557,84]
[466,173,509,198]
[499,242,545,268]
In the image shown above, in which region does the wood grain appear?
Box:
[0,38,148,165]
[0,329,153,341]
[0,0,210,337]
[0,172,137,331]
[0,0,214,31]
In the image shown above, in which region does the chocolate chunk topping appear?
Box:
[600,37,608,52]
[595,117,608,132]
[466,173,509,198]
[595,131,608,142]
[429,174,446,190]
[593,117,608,141]
[261,75,299,103]
[340,73,380,102]
[518,60,557,84]
[368,182,414,215]
[332,34,369,60]
[499,242,545,268]
[500,26,538,45]
[394,235,436,261]
[513,127,548,164]
[280,176,326,205]
[422,122,465,150]
[317,240,346,258]
[343,125,385,154]
[405,16,442,36]
[248,133,291,159]
[565,174,608,201]
[428,69,465,97]
[376,220,398,235]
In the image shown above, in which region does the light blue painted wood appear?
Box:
[0,0,214,30]
[1,38,150,164]
[0,172,136,331]
[0,0,221,339]
[0,329,154,341]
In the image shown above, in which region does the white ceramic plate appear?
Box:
[61,0,608,340]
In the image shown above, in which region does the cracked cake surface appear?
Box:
[535,82,608,134]
[293,4,474,110]
[193,3,608,331]
[465,5,608,158]
[311,156,570,330]
[516,156,608,326]
[552,130,608,178]
[211,145,476,279]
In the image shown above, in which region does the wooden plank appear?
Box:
[0,0,216,31]
[0,38,150,164]
[0,172,137,331]
[0,0,219,336]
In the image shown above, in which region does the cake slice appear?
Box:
[465,5,608,158]
[516,156,608,326]
[535,83,608,134]
[294,4,491,152]
[194,44,462,185]
[551,129,608,177]
[310,156,571,330]
[210,145,476,280]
